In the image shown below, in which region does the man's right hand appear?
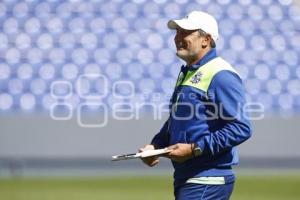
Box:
[139,144,160,167]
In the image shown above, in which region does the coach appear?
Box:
[139,11,252,200]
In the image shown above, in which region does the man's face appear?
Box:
[174,28,206,63]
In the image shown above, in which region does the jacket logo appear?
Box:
[190,72,203,84]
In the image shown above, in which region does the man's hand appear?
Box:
[166,143,194,163]
[138,144,159,167]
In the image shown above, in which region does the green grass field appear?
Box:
[1,175,300,200]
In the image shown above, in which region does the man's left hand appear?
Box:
[166,143,194,163]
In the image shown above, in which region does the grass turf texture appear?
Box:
[0,175,300,200]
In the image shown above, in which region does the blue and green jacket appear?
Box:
[151,48,252,180]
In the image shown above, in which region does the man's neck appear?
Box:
[186,48,211,67]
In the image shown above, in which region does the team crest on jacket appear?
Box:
[190,72,203,84]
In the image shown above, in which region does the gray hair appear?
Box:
[198,29,216,48]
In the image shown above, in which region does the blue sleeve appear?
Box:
[151,119,169,149]
[196,70,252,156]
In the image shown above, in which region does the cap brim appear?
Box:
[167,20,179,29]
[167,19,199,30]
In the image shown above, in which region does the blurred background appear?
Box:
[0,0,300,199]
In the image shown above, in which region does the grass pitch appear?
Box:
[0,175,300,200]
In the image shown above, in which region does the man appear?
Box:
[139,11,252,200]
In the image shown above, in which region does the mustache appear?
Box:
[175,41,186,49]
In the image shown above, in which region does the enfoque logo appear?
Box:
[50,73,264,128]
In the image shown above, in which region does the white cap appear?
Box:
[167,11,219,42]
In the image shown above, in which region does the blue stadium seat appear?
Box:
[0,0,299,115]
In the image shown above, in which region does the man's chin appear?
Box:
[176,51,188,60]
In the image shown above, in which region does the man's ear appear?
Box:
[201,35,211,48]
